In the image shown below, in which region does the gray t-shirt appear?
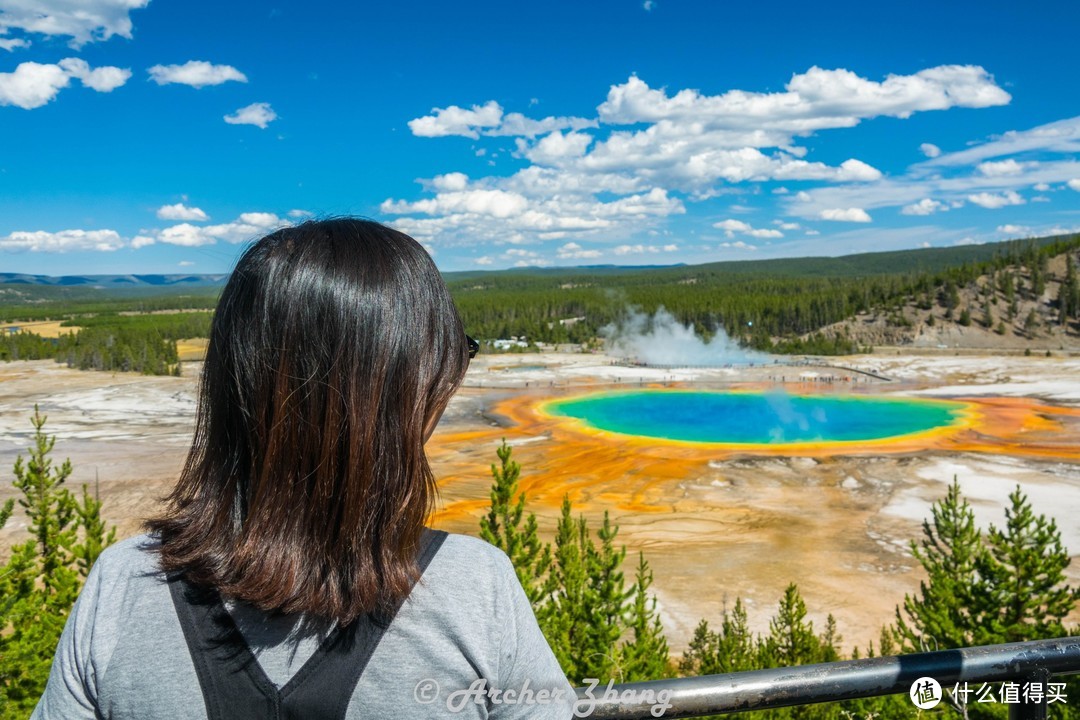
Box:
[32,532,576,719]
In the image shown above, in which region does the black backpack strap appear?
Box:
[169,529,449,720]
[279,529,448,719]
[168,578,279,720]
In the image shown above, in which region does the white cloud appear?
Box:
[819,207,872,222]
[156,203,209,221]
[967,190,1025,209]
[474,256,493,265]
[408,101,595,139]
[1068,179,1080,192]
[557,242,602,259]
[747,228,782,238]
[919,143,942,158]
[57,58,129,91]
[0,57,129,109]
[1033,182,1051,191]
[713,219,750,233]
[431,172,469,192]
[391,64,1016,250]
[408,101,502,139]
[148,61,247,88]
[224,102,277,129]
[597,66,1009,128]
[0,0,149,49]
[976,159,1029,176]
[643,0,655,9]
[287,209,312,218]
[901,198,947,215]
[774,221,801,230]
[147,212,287,247]
[385,188,529,219]
[0,228,124,252]
[919,116,1080,169]
[713,218,782,239]
[719,241,756,250]
[521,131,593,165]
[997,224,1031,235]
[785,116,1080,220]
[613,244,669,255]
[177,260,195,267]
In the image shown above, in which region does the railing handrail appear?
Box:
[573,637,1080,719]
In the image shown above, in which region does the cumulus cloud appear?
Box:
[474,256,493,265]
[712,218,783,239]
[150,212,286,247]
[390,64,1017,251]
[1068,179,1080,192]
[57,57,129,91]
[967,190,1025,209]
[976,159,1030,176]
[0,228,124,252]
[148,61,247,88]
[1,212,289,253]
[408,101,595,139]
[919,143,942,158]
[901,198,947,215]
[819,208,872,222]
[0,0,149,49]
[156,203,209,221]
[612,243,673,255]
[920,116,1080,169]
[997,224,1031,235]
[786,116,1080,220]
[224,102,276,129]
[597,66,1009,128]
[713,219,750,233]
[719,240,757,250]
[557,241,602,259]
[0,57,129,108]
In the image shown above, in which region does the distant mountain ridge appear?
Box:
[0,272,228,287]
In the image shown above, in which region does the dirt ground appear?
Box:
[0,353,1077,654]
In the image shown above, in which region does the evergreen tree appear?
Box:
[894,478,992,650]
[478,439,551,603]
[978,486,1078,642]
[761,584,829,668]
[1057,254,1079,327]
[0,407,115,717]
[617,552,670,681]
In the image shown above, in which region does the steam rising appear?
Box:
[602,308,771,366]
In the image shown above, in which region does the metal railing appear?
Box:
[573,637,1080,719]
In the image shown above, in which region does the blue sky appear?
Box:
[1,0,1079,275]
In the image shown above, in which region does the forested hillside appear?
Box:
[1,233,1078,371]
[449,234,1080,354]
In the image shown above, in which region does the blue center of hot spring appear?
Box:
[545,391,965,444]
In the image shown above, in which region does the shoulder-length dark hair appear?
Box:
[147,218,469,624]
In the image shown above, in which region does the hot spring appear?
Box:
[542,390,969,445]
